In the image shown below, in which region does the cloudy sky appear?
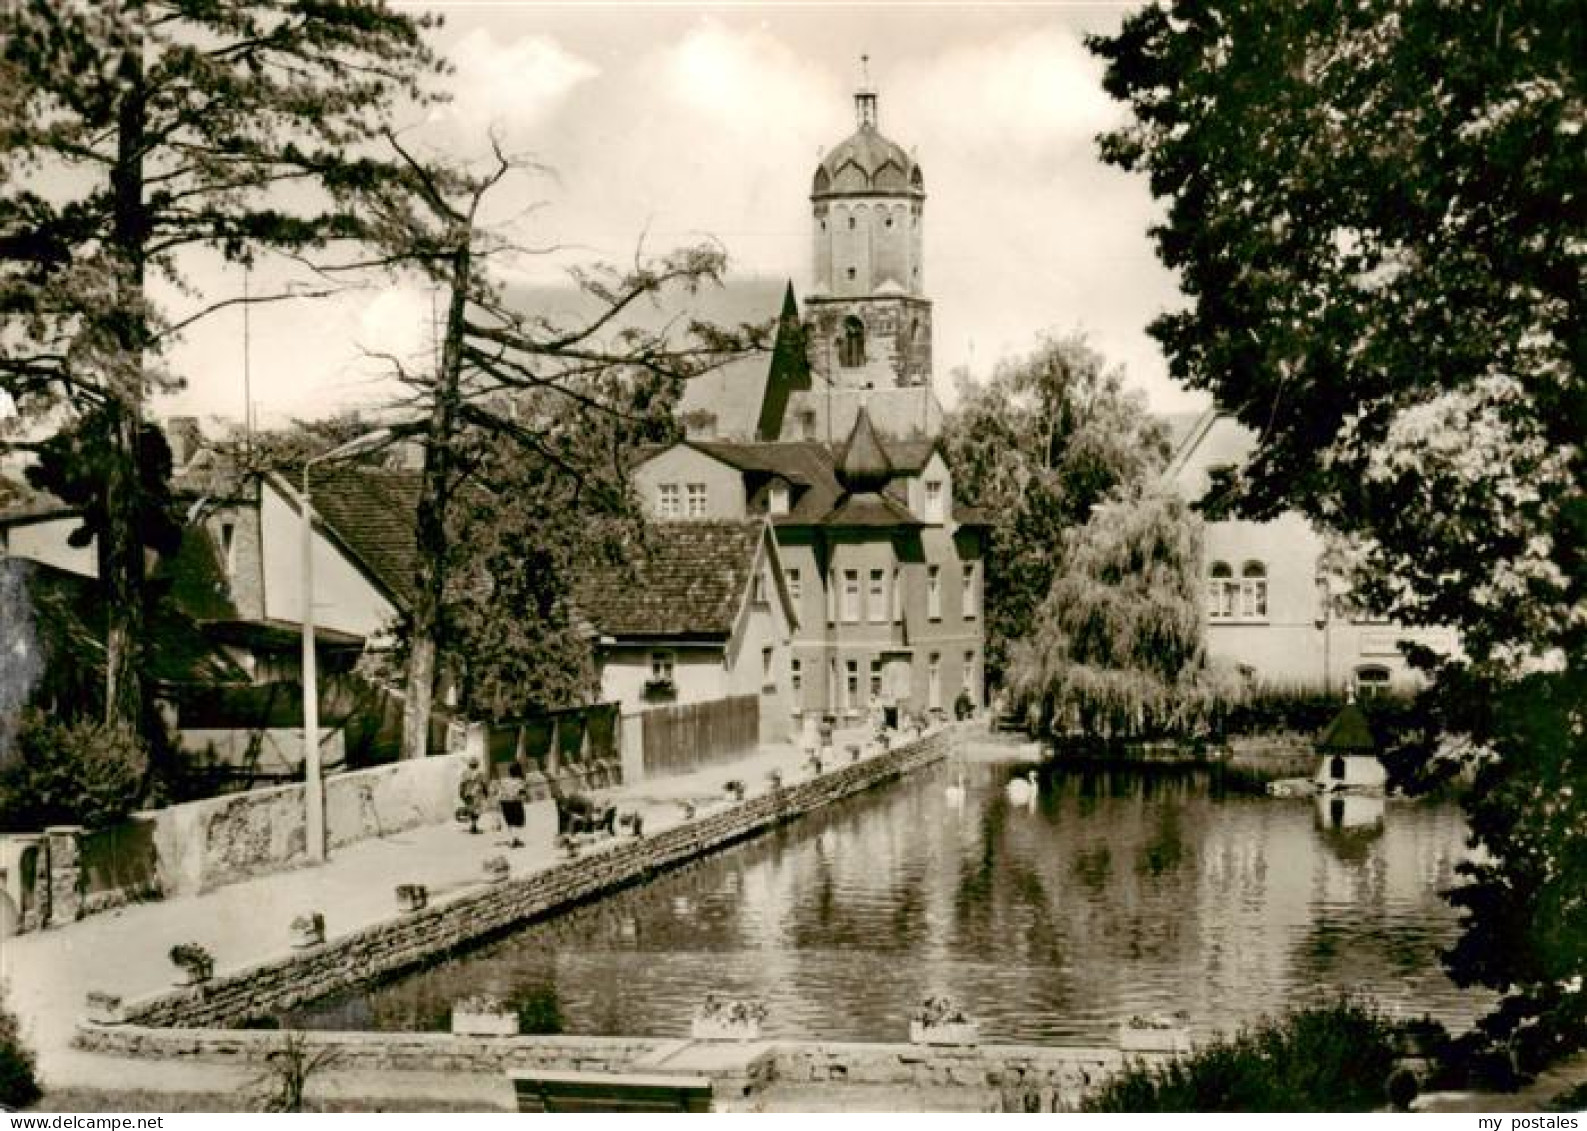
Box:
[164,1,1205,430]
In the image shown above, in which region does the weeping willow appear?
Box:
[1008,488,1242,741]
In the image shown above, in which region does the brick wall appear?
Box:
[87,727,960,1033]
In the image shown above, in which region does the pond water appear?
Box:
[287,761,1489,1044]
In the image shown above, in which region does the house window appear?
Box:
[842,569,861,622]
[1354,665,1391,699]
[892,566,902,621]
[798,408,818,440]
[1240,561,1268,620]
[827,569,838,623]
[870,658,884,701]
[924,479,945,523]
[219,521,236,578]
[829,658,839,708]
[962,562,977,619]
[752,570,768,605]
[868,569,887,623]
[686,482,707,517]
[768,481,790,516]
[1208,562,1235,620]
[839,316,866,367]
[647,647,672,685]
[658,483,680,518]
[964,651,977,697]
[787,567,801,604]
[845,659,860,707]
[928,652,941,710]
[791,657,802,693]
[927,565,941,620]
[762,646,774,688]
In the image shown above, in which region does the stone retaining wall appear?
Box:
[74,1025,1145,1102]
[88,726,959,1033]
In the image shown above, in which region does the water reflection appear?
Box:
[287,762,1489,1043]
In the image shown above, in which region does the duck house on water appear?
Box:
[1312,700,1387,793]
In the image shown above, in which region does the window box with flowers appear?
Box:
[395,883,428,913]
[289,911,326,949]
[691,994,768,1041]
[910,995,978,1045]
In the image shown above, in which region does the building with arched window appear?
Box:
[1165,410,1459,692]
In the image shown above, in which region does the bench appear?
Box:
[509,1070,712,1113]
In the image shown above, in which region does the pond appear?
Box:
[287,760,1489,1044]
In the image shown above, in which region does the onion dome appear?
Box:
[836,405,893,494]
[812,63,924,199]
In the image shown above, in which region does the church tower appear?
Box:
[806,62,932,390]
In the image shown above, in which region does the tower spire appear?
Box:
[854,53,877,129]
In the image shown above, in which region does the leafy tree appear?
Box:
[0,1,441,731]
[1008,486,1237,741]
[0,710,147,831]
[1092,0,1585,1049]
[0,984,41,1111]
[943,334,1169,686]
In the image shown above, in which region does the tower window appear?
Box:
[848,216,856,230]
[846,267,856,281]
[885,216,893,227]
[839,316,866,367]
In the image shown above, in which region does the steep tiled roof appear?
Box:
[575,520,764,639]
[822,492,923,529]
[277,465,423,608]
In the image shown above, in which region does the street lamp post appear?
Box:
[300,429,391,864]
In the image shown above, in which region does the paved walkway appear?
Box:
[2,728,877,1099]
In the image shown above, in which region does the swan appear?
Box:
[1006,770,1039,805]
[944,768,966,807]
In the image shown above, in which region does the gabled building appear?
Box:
[638,75,986,731]
[573,520,798,742]
[1164,410,1458,693]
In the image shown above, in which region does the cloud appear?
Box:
[431,30,599,151]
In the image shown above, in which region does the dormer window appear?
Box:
[686,483,707,517]
[768,481,790,516]
[658,483,680,518]
[219,521,236,578]
[924,479,945,523]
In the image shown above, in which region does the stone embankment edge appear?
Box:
[77,724,962,1036]
[74,1024,1140,1096]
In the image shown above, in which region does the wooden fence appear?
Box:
[640,695,759,777]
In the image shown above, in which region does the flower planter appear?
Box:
[483,856,511,882]
[1118,1022,1191,1054]
[691,1017,762,1041]
[289,912,325,949]
[84,991,124,1025]
[911,1020,980,1046]
[168,943,213,986]
[395,884,428,913]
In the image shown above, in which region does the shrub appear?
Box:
[0,985,42,1110]
[1082,999,1400,1112]
[0,711,147,831]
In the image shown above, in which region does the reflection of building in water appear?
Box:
[1316,793,1387,834]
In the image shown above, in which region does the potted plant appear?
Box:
[482,855,511,882]
[395,883,428,913]
[169,942,214,986]
[765,769,783,791]
[1118,1014,1192,1054]
[691,993,768,1041]
[84,990,124,1024]
[807,753,824,775]
[289,911,325,948]
[680,800,697,820]
[618,810,645,837]
[451,994,519,1037]
[911,995,979,1045]
[723,779,746,802]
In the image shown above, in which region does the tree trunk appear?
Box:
[401,237,471,760]
[103,39,149,733]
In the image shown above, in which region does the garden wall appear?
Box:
[79,727,959,1032]
[6,752,474,933]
